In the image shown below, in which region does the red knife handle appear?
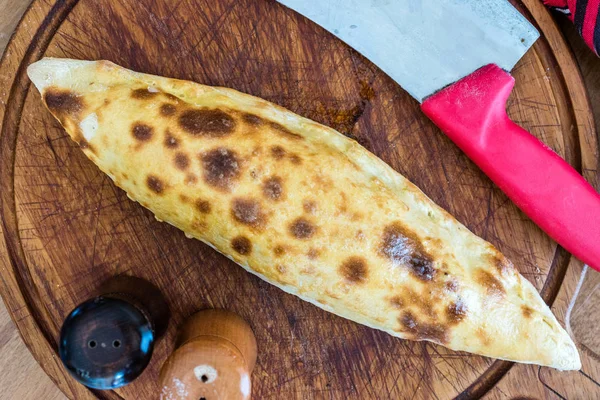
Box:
[421,64,600,272]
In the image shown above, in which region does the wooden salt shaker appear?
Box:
[159,309,257,400]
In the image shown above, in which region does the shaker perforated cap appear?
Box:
[59,296,155,389]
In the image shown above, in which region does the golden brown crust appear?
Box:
[27,58,580,370]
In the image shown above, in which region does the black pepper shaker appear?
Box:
[58,276,169,389]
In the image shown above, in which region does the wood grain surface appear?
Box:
[0,1,67,398]
[0,0,599,399]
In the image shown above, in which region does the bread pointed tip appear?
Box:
[27,57,94,93]
[556,336,581,371]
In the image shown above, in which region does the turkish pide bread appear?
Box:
[27,58,580,370]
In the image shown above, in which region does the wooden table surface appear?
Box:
[0,1,598,399]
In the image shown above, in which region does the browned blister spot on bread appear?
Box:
[242,113,262,125]
[447,300,467,325]
[132,123,153,141]
[276,264,287,274]
[521,305,534,318]
[337,192,348,214]
[351,212,363,222]
[269,121,303,140]
[131,88,158,99]
[271,145,286,160]
[201,148,241,191]
[307,248,319,260]
[78,137,93,151]
[476,327,492,346]
[289,154,302,165]
[231,198,266,229]
[475,269,505,297]
[273,245,286,257]
[231,236,252,255]
[146,175,165,194]
[389,296,404,309]
[44,88,83,116]
[380,223,436,281]
[303,200,316,214]
[312,174,333,191]
[160,103,177,117]
[174,152,190,170]
[488,252,515,275]
[262,176,283,201]
[195,199,211,214]
[164,131,179,148]
[339,256,368,284]
[445,280,458,292]
[185,174,198,185]
[399,311,448,344]
[179,109,236,137]
[289,217,316,239]
[356,230,365,241]
[391,287,436,318]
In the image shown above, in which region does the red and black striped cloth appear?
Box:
[544,0,600,55]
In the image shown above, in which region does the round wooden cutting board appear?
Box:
[0,0,598,399]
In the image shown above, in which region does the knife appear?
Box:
[276,0,600,272]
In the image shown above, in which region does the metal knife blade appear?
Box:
[276,0,539,102]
